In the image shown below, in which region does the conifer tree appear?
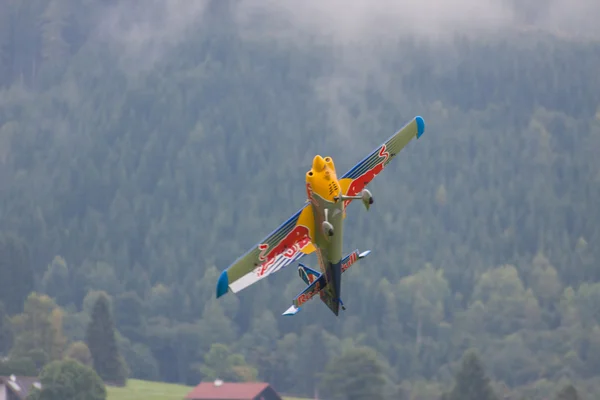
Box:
[320,346,387,400]
[85,292,128,385]
[555,384,579,400]
[0,301,12,356]
[445,349,498,400]
[0,233,34,315]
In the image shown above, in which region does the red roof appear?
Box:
[185,381,271,400]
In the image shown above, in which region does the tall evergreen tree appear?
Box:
[319,346,387,400]
[555,384,579,400]
[445,349,498,400]
[85,292,128,385]
[0,233,34,315]
[0,301,12,356]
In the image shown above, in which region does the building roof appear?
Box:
[185,380,271,400]
[0,375,41,400]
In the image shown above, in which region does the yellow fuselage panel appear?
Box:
[305,155,341,202]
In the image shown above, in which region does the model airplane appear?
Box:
[216,116,425,316]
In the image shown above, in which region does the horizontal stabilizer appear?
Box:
[341,248,371,273]
[283,250,370,316]
[293,272,328,308]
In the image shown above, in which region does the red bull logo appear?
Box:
[299,267,318,284]
[256,225,312,277]
[306,182,321,216]
[258,243,269,261]
[295,281,321,306]
[305,182,314,203]
[344,145,389,208]
[341,251,359,272]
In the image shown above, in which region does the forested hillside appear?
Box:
[1,0,600,399]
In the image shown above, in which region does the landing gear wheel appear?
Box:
[322,221,334,237]
[360,188,374,210]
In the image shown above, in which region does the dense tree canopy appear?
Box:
[0,0,599,399]
[28,359,107,400]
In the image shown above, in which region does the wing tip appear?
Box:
[283,305,301,316]
[358,249,371,258]
[415,116,425,139]
[216,270,229,298]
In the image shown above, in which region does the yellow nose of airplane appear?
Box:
[312,155,326,172]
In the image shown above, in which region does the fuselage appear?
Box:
[305,155,345,313]
[305,155,344,264]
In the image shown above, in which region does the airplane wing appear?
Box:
[338,116,425,206]
[216,204,316,298]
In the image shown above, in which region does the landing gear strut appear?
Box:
[334,188,374,210]
[322,209,334,237]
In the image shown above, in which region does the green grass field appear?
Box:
[106,379,310,400]
[106,379,192,400]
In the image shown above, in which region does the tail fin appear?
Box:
[318,249,371,316]
[298,263,320,285]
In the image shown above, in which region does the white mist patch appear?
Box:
[90,0,600,146]
[541,0,600,38]
[95,0,210,73]
[234,0,517,44]
[93,0,600,72]
[232,0,517,151]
